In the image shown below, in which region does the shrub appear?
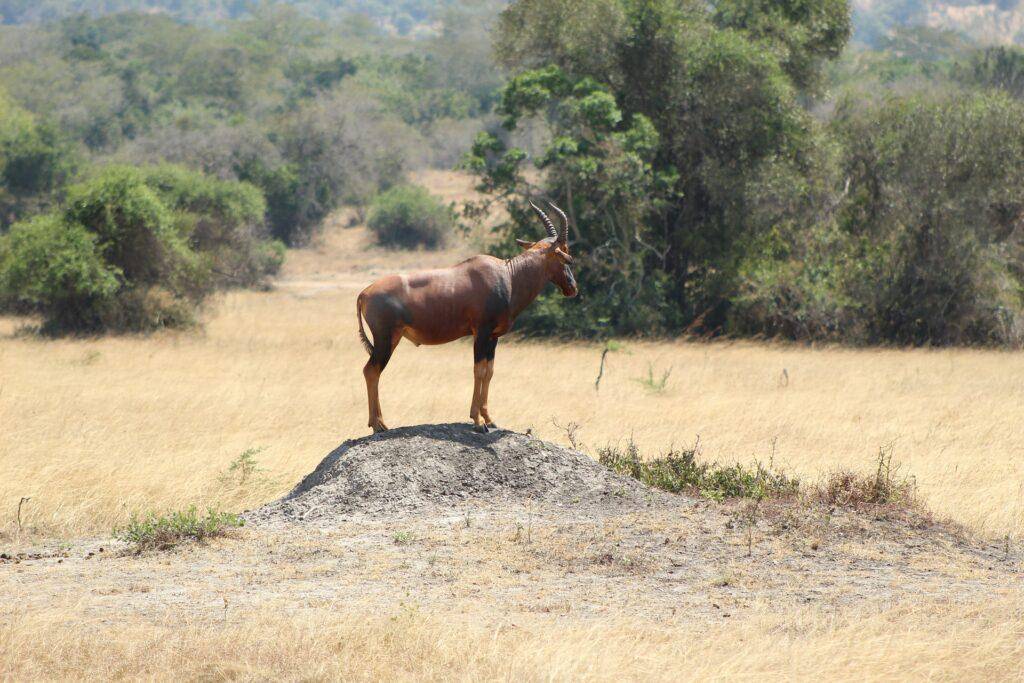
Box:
[598,439,799,502]
[0,214,120,329]
[114,506,244,552]
[140,164,283,286]
[831,92,1024,346]
[367,184,453,249]
[0,163,281,333]
[260,89,414,246]
[64,166,202,290]
[603,439,922,514]
[0,89,77,228]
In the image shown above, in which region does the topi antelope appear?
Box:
[357,201,577,433]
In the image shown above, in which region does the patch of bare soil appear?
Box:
[3,427,1020,630]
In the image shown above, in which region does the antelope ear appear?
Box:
[515,238,534,249]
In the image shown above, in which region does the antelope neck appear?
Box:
[506,250,549,318]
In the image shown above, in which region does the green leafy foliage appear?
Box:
[601,439,920,512]
[0,0,490,28]
[598,439,799,502]
[955,46,1024,99]
[0,90,76,228]
[0,164,280,332]
[218,447,268,488]
[113,506,244,552]
[733,91,1024,346]
[141,164,282,286]
[470,0,839,337]
[367,185,454,249]
[832,92,1024,345]
[0,6,501,247]
[0,214,120,328]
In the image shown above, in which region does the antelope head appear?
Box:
[517,200,578,297]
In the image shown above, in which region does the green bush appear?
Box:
[64,166,202,290]
[0,164,282,333]
[730,92,1024,347]
[0,214,120,329]
[114,506,244,552]
[598,439,799,502]
[832,92,1024,346]
[0,90,77,228]
[367,184,453,249]
[601,439,922,513]
[140,164,283,286]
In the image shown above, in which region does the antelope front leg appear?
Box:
[471,332,497,433]
[479,359,496,429]
[471,360,487,432]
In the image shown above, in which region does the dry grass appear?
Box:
[2,171,1023,679]
[3,597,1022,681]
[3,256,1023,538]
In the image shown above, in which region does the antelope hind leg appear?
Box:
[363,361,387,432]
[363,328,401,434]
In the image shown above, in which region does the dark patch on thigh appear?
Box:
[366,292,411,328]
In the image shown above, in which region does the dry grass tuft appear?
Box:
[814,444,920,510]
[3,598,1023,681]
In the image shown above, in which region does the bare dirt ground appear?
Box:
[5,426,1019,639]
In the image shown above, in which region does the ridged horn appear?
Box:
[547,201,569,243]
[529,200,558,239]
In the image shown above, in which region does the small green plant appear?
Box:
[392,531,415,545]
[599,439,799,501]
[219,447,266,487]
[632,363,672,393]
[114,506,243,552]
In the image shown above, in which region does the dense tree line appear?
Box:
[0,4,502,331]
[0,6,500,240]
[466,0,1024,345]
[0,0,490,33]
[4,0,1024,345]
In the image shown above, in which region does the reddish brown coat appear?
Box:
[356,202,577,433]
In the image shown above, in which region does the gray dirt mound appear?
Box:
[250,423,662,524]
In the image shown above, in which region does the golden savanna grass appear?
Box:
[3,598,1023,681]
[3,254,1023,538]
[2,171,1023,680]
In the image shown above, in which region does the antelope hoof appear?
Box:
[485,422,498,430]
[473,423,489,434]
[371,419,389,433]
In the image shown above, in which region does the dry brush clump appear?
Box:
[811,444,920,510]
[601,438,922,516]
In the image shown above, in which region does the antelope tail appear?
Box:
[356,295,373,355]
